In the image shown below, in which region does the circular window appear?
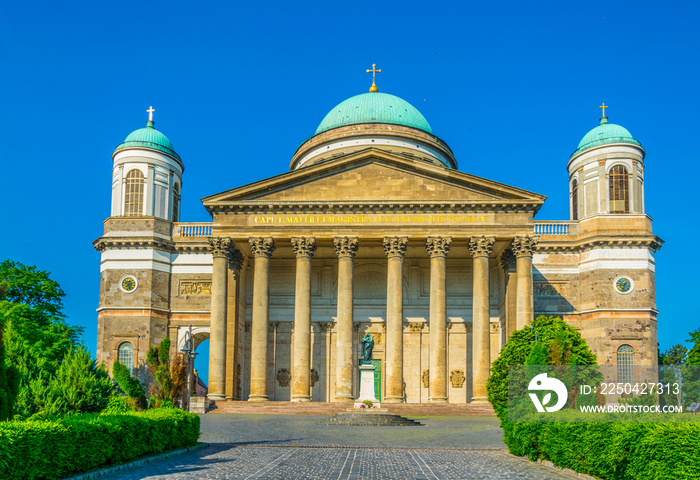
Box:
[614,276,634,295]
[119,275,138,293]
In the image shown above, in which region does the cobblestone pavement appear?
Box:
[98,415,574,480]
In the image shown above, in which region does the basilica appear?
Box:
[94,72,662,404]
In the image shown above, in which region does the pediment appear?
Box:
[202,148,545,208]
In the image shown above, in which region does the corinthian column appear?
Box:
[248,237,276,401]
[334,236,358,402]
[512,235,538,330]
[383,236,408,403]
[291,237,316,402]
[426,236,452,403]
[469,235,495,402]
[207,237,233,401]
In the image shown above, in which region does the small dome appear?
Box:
[571,118,641,159]
[315,92,432,135]
[114,120,181,162]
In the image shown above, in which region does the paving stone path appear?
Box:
[98,415,574,479]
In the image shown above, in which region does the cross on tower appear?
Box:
[599,103,608,118]
[366,63,381,92]
[147,106,155,122]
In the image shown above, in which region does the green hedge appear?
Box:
[507,420,700,479]
[0,408,200,480]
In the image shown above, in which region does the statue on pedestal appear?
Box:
[361,333,374,365]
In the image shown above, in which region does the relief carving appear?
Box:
[450,370,466,388]
[310,368,319,387]
[534,283,568,296]
[422,369,429,388]
[179,281,212,296]
[277,368,290,387]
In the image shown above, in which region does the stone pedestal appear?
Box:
[354,364,380,408]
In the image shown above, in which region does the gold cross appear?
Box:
[147,106,155,122]
[599,103,608,118]
[366,63,381,92]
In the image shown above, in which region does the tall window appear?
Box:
[172,183,180,222]
[124,169,145,216]
[609,165,630,213]
[617,345,634,384]
[571,179,579,220]
[118,342,134,374]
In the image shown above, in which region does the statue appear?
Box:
[361,333,374,365]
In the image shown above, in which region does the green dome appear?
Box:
[315,92,432,135]
[571,118,641,158]
[115,121,181,162]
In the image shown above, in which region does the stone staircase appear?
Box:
[324,412,423,426]
[207,401,495,416]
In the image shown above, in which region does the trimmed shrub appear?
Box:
[112,360,147,409]
[0,408,200,480]
[507,420,700,480]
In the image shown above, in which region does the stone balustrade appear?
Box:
[175,223,213,237]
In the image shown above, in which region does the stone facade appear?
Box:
[95,103,662,404]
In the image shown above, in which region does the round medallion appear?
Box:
[120,275,138,293]
[614,276,633,294]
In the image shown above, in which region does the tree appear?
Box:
[31,345,114,416]
[1,260,83,416]
[0,319,20,420]
[146,337,187,407]
[688,329,700,366]
[487,315,600,421]
[660,344,690,409]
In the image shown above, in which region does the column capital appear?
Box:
[249,237,276,258]
[468,235,495,258]
[208,237,233,258]
[511,235,539,258]
[291,236,317,258]
[319,321,332,332]
[334,236,359,258]
[425,236,452,258]
[500,248,515,272]
[383,236,408,258]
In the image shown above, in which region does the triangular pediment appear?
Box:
[202,148,545,208]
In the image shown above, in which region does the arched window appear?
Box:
[124,169,145,216]
[609,165,630,213]
[172,183,180,222]
[617,345,634,384]
[118,342,134,374]
[571,179,579,220]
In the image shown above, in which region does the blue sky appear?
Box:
[1,1,697,380]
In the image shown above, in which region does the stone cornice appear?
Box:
[535,236,663,253]
[205,200,544,216]
[93,237,174,253]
